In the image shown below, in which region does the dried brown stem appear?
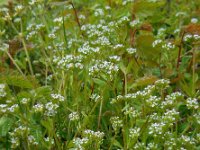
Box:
[176,31,185,69]
[69,2,83,36]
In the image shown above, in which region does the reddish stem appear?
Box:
[176,31,185,69]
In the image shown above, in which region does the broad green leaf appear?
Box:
[0,116,13,137]
[130,76,158,88]
[133,0,165,18]
[136,33,161,62]
[0,75,38,89]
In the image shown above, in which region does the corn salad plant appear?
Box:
[0,0,200,149]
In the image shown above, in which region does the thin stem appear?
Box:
[9,20,34,75]
[192,47,196,95]
[69,2,83,36]
[98,98,103,129]
[176,31,185,69]
[5,50,25,77]
[21,39,34,76]
[124,73,127,95]
[62,15,68,47]
[108,133,117,150]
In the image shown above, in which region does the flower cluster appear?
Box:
[111,85,155,104]
[78,42,100,55]
[161,92,183,109]
[83,129,104,141]
[73,137,89,150]
[161,42,175,50]
[69,112,80,121]
[33,103,44,113]
[184,34,200,41]
[51,93,64,102]
[145,95,161,108]
[126,47,137,54]
[89,60,119,79]
[129,127,140,139]
[0,84,6,97]
[9,125,30,148]
[90,93,101,102]
[186,98,199,109]
[110,116,123,131]
[124,107,141,118]
[44,102,59,117]
[154,79,170,89]
[53,54,84,70]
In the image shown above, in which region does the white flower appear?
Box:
[69,112,80,121]
[45,102,59,116]
[130,19,140,27]
[84,129,104,139]
[90,94,101,102]
[7,104,19,113]
[15,5,23,13]
[0,84,6,97]
[162,42,175,50]
[191,18,198,23]
[113,44,124,49]
[129,127,140,139]
[79,14,86,20]
[73,137,89,149]
[94,9,104,16]
[184,34,193,41]
[44,137,54,144]
[51,93,64,102]
[53,17,62,23]
[109,55,121,62]
[21,98,30,104]
[186,98,199,109]
[48,33,56,39]
[126,48,136,54]
[110,116,123,131]
[152,39,162,47]
[33,103,44,112]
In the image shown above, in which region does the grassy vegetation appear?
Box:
[0,0,200,149]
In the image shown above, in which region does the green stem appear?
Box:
[192,47,196,96]
[108,133,117,150]
[5,50,25,77]
[98,98,103,129]
[21,39,34,76]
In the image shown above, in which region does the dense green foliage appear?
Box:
[0,0,200,149]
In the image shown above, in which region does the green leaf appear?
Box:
[113,139,123,148]
[41,118,53,133]
[0,0,7,6]
[93,78,107,87]
[136,34,160,60]
[0,116,13,137]
[35,86,51,97]
[0,75,37,89]
[133,0,165,18]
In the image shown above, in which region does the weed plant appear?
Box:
[0,0,200,149]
